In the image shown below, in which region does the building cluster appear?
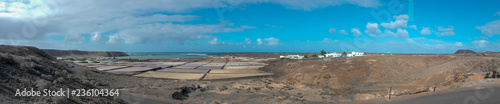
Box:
[279,55,305,59]
[279,51,365,59]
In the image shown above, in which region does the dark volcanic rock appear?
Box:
[454,49,476,54]
[0,45,125,103]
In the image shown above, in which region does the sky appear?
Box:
[0,0,499,53]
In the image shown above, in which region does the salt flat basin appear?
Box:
[180,62,207,66]
[225,62,267,66]
[223,66,264,69]
[171,66,198,69]
[201,65,224,67]
[107,67,160,72]
[196,66,223,70]
[106,71,143,75]
[203,63,226,66]
[134,71,204,80]
[202,73,274,80]
[156,68,210,73]
[209,69,261,73]
[94,55,205,59]
[87,65,105,68]
[131,62,187,68]
[142,65,173,68]
[143,62,187,66]
[96,66,130,71]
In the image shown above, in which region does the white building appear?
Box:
[318,51,365,58]
[324,52,342,57]
[280,55,304,59]
[346,51,365,57]
[317,55,325,58]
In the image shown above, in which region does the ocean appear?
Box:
[127,52,228,55]
[97,52,228,59]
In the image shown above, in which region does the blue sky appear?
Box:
[0,0,499,53]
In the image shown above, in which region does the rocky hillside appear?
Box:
[41,49,128,57]
[0,45,125,103]
[261,55,452,87]
[454,49,476,54]
[259,55,500,100]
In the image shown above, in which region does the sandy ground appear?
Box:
[67,54,500,104]
[3,45,500,104]
[349,81,500,104]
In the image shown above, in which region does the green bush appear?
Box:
[320,50,327,55]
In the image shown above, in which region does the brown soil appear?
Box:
[259,55,500,102]
[3,45,500,103]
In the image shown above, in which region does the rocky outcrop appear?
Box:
[454,49,476,54]
[0,45,125,103]
[41,49,128,57]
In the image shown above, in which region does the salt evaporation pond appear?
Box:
[95,55,205,59]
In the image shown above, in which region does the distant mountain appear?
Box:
[41,49,128,57]
[454,49,476,54]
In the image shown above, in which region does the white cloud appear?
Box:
[411,37,426,40]
[339,30,348,35]
[265,24,281,28]
[0,0,257,45]
[358,38,364,41]
[0,1,58,18]
[428,39,443,43]
[328,28,337,33]
[476,20,500,37]
[0,0,380,39]
[245,38,251,44]
[266,0,381,11]
[322,38,338,43]
[351,28,361,36]
[263,37,282,46]
[409,25,417,30]
[469,40,500,52]
[384,29,408,38]
[381,15,409,29]
[454,42,463,47]
[474,36,488,40]
[106,34,120,44]
[472,40,489,48]
[117,23,254,44]
[0,0,382,49]
[208,38,219,45]
[437,26,456,36]
[257,38,263,45]
[64,34,85,43]
[90,32,102,43]
[420,27,431,35]
[364,22,381,35]
[377,39,466,53]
